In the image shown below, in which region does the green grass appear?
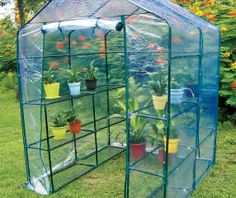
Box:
[0,88,235,198]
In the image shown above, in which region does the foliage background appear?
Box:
[0,0,235,122]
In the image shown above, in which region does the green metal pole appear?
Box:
[41,32,55,193]
[92,95,99,166]
[121,16,130,198]
[193,28,203,190]
[104,33,111,146]
[68,30,78,160]
[163,25,172,198]
[16,28,31,182]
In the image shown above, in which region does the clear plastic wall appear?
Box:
[17,0,220,196]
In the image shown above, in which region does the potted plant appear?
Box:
[147,122,173,165]
[51,112,67,140]
[149,72,167,110]
[114,98,148,160]
[67,69,81,96]
[163,122,179,154]
[44,68,60,99]
[130,116,147,160]
[66,110,81,134]
[84,61,99,91]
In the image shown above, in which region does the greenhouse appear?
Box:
[17,0,220,197]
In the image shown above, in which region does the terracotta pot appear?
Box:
[85,79,97,90]
[163,136,179,154]
[158,149,173,165]
[69,120,81,134]
[152,95,167,110]
[130,142,146,160]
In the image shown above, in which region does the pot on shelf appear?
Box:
[152,95,167,110]
[44,83,60,99]
[130,142,146,160]
[51,126,67,140]
[158,149,173,165]
[69,119,81,134]
[68,82,81,96]
[85,79,97,91]
[163,136,179,154]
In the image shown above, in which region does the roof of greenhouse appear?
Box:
[24,0,219,32]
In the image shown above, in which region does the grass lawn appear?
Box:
[0,88,235,198]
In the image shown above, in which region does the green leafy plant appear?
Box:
[147,122,165,146]
[43,68,54,84]
[149,72,167,96]
[65,110,78,123]
[112,98,148,144]
[51,112,67,127]
[85,61,99,80]
[67,69,81,83]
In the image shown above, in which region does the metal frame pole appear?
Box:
[16,29,31,182]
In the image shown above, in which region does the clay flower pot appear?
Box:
[158,149,173,165]
[130,142,146,160]
[69,119,81,134]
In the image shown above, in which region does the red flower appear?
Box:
[99,46,106,52]
[96,30,105,40]
[126,15,138,24]
[147,44,156,50]
[81,42,92,48]
[71,40,78,46]
[227,11,236,17]
[78,35,86,41]
[156,57,167,64]
[100,54,106,58]
[49,61,58,69]
[55,42,65,49]
[207,15,217,21]
[156,47,165,53]
[230,80,236,88]
[173,37,182,43]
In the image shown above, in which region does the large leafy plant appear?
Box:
[148,71,167,96]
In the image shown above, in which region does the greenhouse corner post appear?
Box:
[213,30,221,165]
[121,16,130,198]
[16,29,31,182]
[105,32,111,146]
[192,27,203,190]
[41,31,55,193]
[163,25,172,198]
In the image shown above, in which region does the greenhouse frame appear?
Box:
[17,0,220,197]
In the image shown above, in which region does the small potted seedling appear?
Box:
[44,68,60,99]
[51,112,67,140]
[85,61,99,91]
[66,110,81,134]
[67,69,81,96]
[163,122,179,154]
[149,72,167,110]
